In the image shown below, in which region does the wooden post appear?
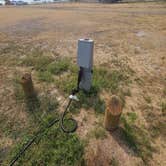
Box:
[20,73,36,98]
[104,95,122,131]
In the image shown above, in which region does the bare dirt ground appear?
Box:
[0,2,166,166]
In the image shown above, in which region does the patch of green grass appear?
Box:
[13,76,25,101]
[134,77,144,86]
[94,127,107,139]
[93,67,130,94]
[12,74,59,123]
[120,115,138,150]
[4,90,82,164]
[126,112,137,123]
[5,87,84,166]
[47,58,70,75]
[0,112,26,139]
[120,115,154,163]
[67,89,106,115]
[0,55,20,66]
[118,90,126,108]
[144,96,152,104]
[140,102,165,138]
[150,120,165,138]
[55,74,77,95]
[21,54,73,83]
[109,157,119,166]
[163,87,166,96]
[87,126,107,140]
[21,51,71,75]
[161,102,166,115]
[0,42,22,55]
[37,71,54,83]
[21,54,54,71]
[13,76,59,123]
[7,127,84,166]
[26,94,59,126]
[55,66,131,114]
[0,46,50,67]
[68,94,105,115]
[78,90,105,113]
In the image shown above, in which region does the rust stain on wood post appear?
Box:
[20,73,36,98]
[104,95,122,131]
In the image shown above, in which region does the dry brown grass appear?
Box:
[0,2,166,166]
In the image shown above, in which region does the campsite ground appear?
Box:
[0,2,166,166]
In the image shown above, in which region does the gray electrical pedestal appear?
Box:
[77,39,94,92]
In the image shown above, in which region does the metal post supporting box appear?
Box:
[77,39,94,91]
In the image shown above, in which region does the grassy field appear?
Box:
[0,2,166,166]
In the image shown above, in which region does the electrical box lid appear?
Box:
[77,39,94,68]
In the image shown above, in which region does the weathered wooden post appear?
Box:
[20,73,36,98]
[104,95,122,131]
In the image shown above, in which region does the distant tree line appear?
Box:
[69,0,122,3]
[5,0,12,5]
[70,0,164,3]
[99,0,121,2]
[99,0,164,3]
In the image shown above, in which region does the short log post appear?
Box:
[104,95,122,131]
[20,73,36,98]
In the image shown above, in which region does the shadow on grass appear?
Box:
[13,77,59,125]
[110,124,155,164]
[25,96,43,123]
[110,127,138,157]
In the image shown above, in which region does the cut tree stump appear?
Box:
[104,95,122,131]
[20,73,36,98]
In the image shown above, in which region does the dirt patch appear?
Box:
[85,133,143,166]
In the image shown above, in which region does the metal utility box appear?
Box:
[77,39,94,69]
[77,39,94,92]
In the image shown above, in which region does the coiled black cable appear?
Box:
[60,99,77,133]
[9,66,83,166]
[9,98,77,166]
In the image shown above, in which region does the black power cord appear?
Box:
[60,99,77,133]
[71,67,83,95]
[9,67,84,166]
[9,98,77,166]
